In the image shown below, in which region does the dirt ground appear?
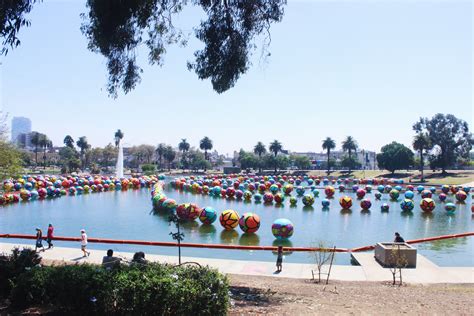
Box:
[228,274,473,315]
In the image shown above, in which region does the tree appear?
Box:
[30,131,43,168]
[322,137,336,175]
[163,145,176,171]
[341,155,361,171]
[413,114,473,174]
[342,136,358,172]
[102,143,117,171]
[156,143,166,171]
[376,142,414,174]
[114,129,124,147]
[412,133,432,182]
[188,150,211,172]
[0,141,23,179]
[58,146,81,173]
[178,139,190,170]
[76,136,90,171]
[269,140,283,173]
[63,135,75,149]
[238,150,258,170]
[39,135,52,170]
[199,137,213,171]
[291,155,311,170]
[253,142,266,173]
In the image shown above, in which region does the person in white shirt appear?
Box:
[80,229,90,257]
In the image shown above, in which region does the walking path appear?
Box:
[1,242,472,284]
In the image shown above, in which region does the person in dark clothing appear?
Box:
[276,246,283,272]
[394,232,405,243]
[132,251,147,265]
[35,228,45,252]
[102,249,121,269]
[46,224,54,249]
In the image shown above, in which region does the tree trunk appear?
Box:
[326,150,330,176]
[420,151,424,182]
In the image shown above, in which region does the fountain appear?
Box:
[116,142,124,178]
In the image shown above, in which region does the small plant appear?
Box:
[169,212,185,265]
[389,244,408,286]
[310,241,336,284]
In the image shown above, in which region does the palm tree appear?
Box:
[163,146,176,171]
[269,140,283,173]
[39,136,52,170]
[322,137,336,175]
[199,137,213,171]
[63,135,75,149]
[342,136,358,173]
[413,133,432,182]
[76,136,90,171]
[114,129,124,147]
[178,139,190,171]
[156,143,166,171]
[30,132,42,168]
[253,142,266,173]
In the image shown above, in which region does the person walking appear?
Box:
[80,229,90,257]
[46,224,54,249]
[35,228,45,252]
[276,246,283,272]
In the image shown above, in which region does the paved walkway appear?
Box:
[1,242,472,284]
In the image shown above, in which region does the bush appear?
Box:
[0,247,41,298]
[10,262,229,315]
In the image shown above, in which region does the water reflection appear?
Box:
[220,230,239,243]
[401,211,414,218]
[272,239,293,256]
[340,208,352,215]
[198,224,216,235]
[302,206,314,212]
[239,233,260,246]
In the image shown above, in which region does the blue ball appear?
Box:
[377,185,385,193]
[417,185,424,193]
[321,198,330,207]
[404,191,414,199]
[381,203,389,212]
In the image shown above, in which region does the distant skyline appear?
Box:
[1,0,472,156]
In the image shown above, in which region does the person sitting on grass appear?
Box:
[102,249,122,269]
[132,251,147,265]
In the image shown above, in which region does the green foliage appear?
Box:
[141,163,156,175]
[340,155,361,171]
[0,140,23,179]
[9,261,229,315]
[114,129,124,147]
[291,155,311,170]
[188,150,211,171]
[63,135,75,149]
[342,136,358,172]
[376,142,414,174]
[414,114,473,173]
[58,146,81,173]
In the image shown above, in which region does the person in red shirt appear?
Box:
[47,224,54,249]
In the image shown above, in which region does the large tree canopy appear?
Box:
[376,141,414,174]
[1,0,286,97]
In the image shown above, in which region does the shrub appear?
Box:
[10,262,229,315]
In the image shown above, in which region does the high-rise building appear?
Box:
[11,117,32,144]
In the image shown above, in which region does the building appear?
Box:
[11,117,32,144]
[292,150,378,169]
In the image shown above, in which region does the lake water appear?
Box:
[0,181,472,266]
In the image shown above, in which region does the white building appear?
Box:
[11,117,32,144]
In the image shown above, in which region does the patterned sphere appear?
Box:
[239,212,261,233]
[416,186,424,193]
[404,191,414,199]
[374,192,382,200]
[289,196,297,205]
[274,193,285,204]
[352,185,359,193]
[384,185,392,193]
[325,186,335,198]
[296,186,305,196]
[356,189,366,199]
[339,196,352,209]
[381,203,389,212]
[322,198,330,207]
[162,198,177,211]
[177,203,201,221]
[441,185,450,194]
[445,202,456,213]
[263,193,274,203]
[389,189,400,200]
[438,193,447,201]
[430,187,437,194]
[360,199,372,210]
[377,185,385,193]
[235,190,243,199]
[219,210,240,230]
[302,194,315,206]
[462,186,470,193]
[421,190,432,199]
[271,218,294,240]
[420,198,436,212]
[455,190,467,202]
[269,184,279,194]
[338,185,345,192]
[199,206,218,225]
[283,184,293,195]
[400,199,415,212]
[20,189,30,201]
[226,187,235,198]
[243,190,252,201]
[253,193,262,202]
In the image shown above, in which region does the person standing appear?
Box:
[80,229,90,257]
[276,246,283,272]
[35,228,45,252]
[46,224,54,249]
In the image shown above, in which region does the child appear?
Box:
[81,229,90,257]
[35,228,45,252]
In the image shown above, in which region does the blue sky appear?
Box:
[1,0,472,156]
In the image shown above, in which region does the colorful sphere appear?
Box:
[400,199,415,212]
[389,189,400,200]
[416,186,424,193]
[381,203,389,212]
[263,193,274,203]
[404,191,414,199]
[199,206,218,225]
[302,194,315,206]
[296,186,305,196]
[374,192,382,200]
[274,193,285,204]
[289,196,297,205]
[243,190,252,201]
[325,186,335,198]
[239,213,261,233]
[269,184,279,194]
[162,198,177,211]
[421,190,432,199]
[445,202,456,213]
[176,203,201,221]
[441,185,450,194]
[339,196,352,209]
[356,189,366,199]
[420,198,436,212]
[219,210,240,230]
[253,193,262,203]
[438,193,447,201]
[271,218,294,240]
[321,198,330,207]
[360,198,372,210]
[455,190,467,202]
[283,184,293,195]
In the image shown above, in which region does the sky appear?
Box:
[1,0,472,156]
